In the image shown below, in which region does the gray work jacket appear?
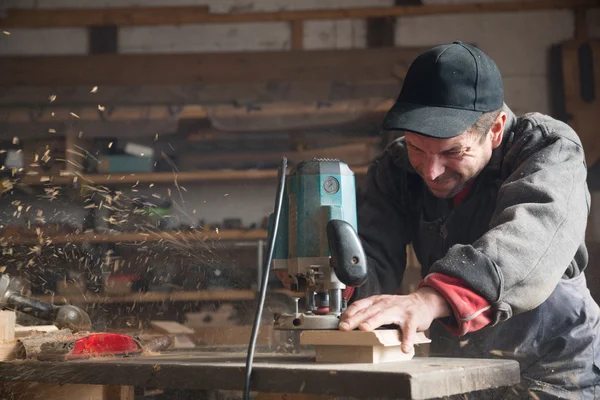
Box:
[354,106,590,324]
[353,106,600,396]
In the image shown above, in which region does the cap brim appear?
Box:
[382,102,482,139]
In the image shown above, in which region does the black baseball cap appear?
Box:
[383,41,504,139]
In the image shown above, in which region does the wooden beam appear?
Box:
[180,143,379,169]
[0,105,207,122]
[17,166,369,186]
[1,230,269,246]
[32,289,256,305]
[0,82,402,107]
[0,48,423,87]
[187,131,382,144]
[290,21,304,51]
[1,1,598,28]
[0,98,389,122]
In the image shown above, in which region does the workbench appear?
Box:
[0,351,520,400]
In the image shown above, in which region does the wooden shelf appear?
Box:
[1,1,595,28]
[18,166,369,186]
[1,229,268,246]
[34,290,257,304]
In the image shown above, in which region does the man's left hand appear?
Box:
[338,287,450,354]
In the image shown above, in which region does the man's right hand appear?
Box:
[338,288,450,354]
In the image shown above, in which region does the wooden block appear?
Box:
[0,311,16,343]
[315,344,414,364]
[172,335,196,349]
[300,329,430,364]
[300,329,430,347]
[150,321,195,335]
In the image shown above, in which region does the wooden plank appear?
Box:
[0,105,207,122]
[172,335,197,349]
[0,352,521,399]
[1,99,391,122]
[17,166,369,186]
[300,330,430,347]
[150,321,195,335]
[14,325,58,339]
[32,290,256,305]
[1,229,269,245]
[0,1,597,28]
[0,47,424,86]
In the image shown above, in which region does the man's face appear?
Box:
[404,130,495,199]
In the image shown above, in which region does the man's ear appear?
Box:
[490,112,507,149]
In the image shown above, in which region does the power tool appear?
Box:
[270,159,368,330]
[0,274,92,332]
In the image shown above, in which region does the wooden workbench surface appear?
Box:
[0,351,519,399]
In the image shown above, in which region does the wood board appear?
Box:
[300,329,431,364]
[0,351,521,399]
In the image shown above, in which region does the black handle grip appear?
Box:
[326,219,368,287]
[6,293,57,321]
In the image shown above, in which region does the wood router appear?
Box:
[300,329,431,364]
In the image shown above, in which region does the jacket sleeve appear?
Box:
[351,147,413,301]
[429,118,590,324]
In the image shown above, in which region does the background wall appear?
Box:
[0,0,596,228]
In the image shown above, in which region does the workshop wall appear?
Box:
[0,0,596,228]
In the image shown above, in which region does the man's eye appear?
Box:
[444,150,463,157]
[408,145,422,152]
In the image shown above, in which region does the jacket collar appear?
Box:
[485,104,517,172]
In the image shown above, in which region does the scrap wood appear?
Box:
[16,328,81,359]
[15,325,59,339]
[149,321,194,335]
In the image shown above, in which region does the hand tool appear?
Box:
[269,159,368,330]
[0,274,92,332]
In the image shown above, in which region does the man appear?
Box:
[339,42,600,398]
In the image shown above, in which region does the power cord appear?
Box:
[243,157,287,400]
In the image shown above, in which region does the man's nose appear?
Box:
[422,155,445,181]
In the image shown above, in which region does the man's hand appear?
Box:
[338,287,451,354]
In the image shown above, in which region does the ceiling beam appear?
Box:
[0,47,422,87]
[0,1,597,28]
